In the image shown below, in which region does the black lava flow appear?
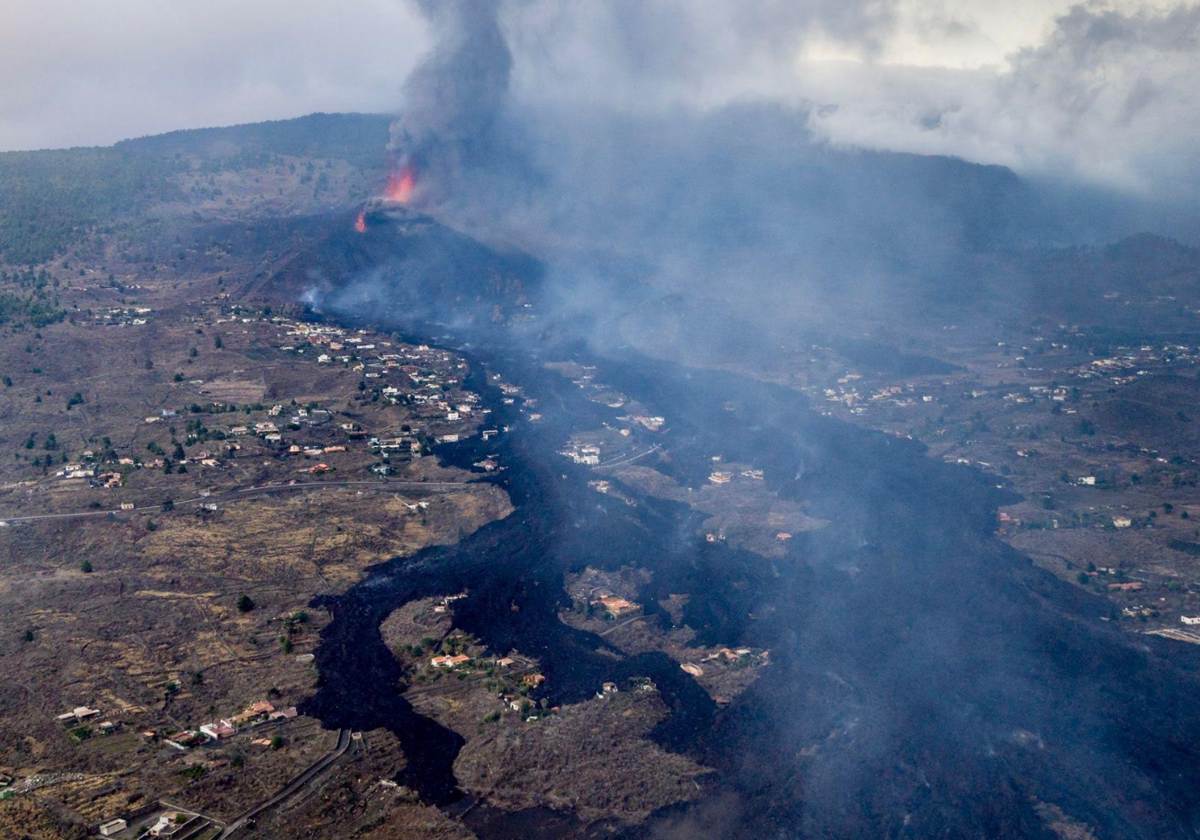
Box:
[299,311,1200,838]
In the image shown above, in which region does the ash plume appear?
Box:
[387,0,512,207]
[385,0,1025,333]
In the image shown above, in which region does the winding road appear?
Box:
[215,728,353,839]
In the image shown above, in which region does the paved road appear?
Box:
[216,728,352,838]
[594,444,661,470]
[0,479,473,524]
[598,614,647,637]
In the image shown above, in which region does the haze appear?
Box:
[3,0,1199,200]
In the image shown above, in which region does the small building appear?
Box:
[495,657,514,668]
[164,731,204,750]
[521,673,546,688]
[200,721,235,740]
[229,701,275,727]
[148,813,191,837]
[1113,516,1133,529]
[596,595,639,619]
[431,655,470,669]
[99,818,128,836]
[1182,616,1200,626]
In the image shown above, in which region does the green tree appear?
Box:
[236,594,255,613]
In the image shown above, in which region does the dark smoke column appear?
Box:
[388,0,513,207]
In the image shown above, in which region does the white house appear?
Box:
[99,818,127,836]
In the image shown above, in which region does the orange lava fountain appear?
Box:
[354,211,367,233]
[386,167,417,203]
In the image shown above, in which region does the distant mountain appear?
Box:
[0,113,393,265]
[115,112,393,170]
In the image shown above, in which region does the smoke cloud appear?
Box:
[387,0,513,205]
[802,2,1200,202]
[384,0,1043,337]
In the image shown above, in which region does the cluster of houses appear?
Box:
[91,305,152,327]
[55,705,101,724]
[163,701,296,750]
[92,314,486,491]
[706,467,765,486]
[560,442,601,466]
[681,647,770,679]
[278,319,488,459]
[52,704,126,742]
[431,592,467,615]
[630,415,665,432]
[701,646,769,666]
[431,654,471,669]
[814,372,932,416]
[1073,342,1200,386]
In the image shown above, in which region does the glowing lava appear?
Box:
[386,167,416,203]
[354,211,366,233]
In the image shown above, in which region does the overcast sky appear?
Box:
[3,0,1197,199]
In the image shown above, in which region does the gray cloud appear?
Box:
[379,0,1037,353]
[501,0,898,110]
[4,0,1198,209]
[0,0,430,152]
[806,2,1200,200]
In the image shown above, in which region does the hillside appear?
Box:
[0,113,392,266]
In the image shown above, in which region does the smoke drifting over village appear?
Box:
[8,2,1200,838]
[376,0,1200,335]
